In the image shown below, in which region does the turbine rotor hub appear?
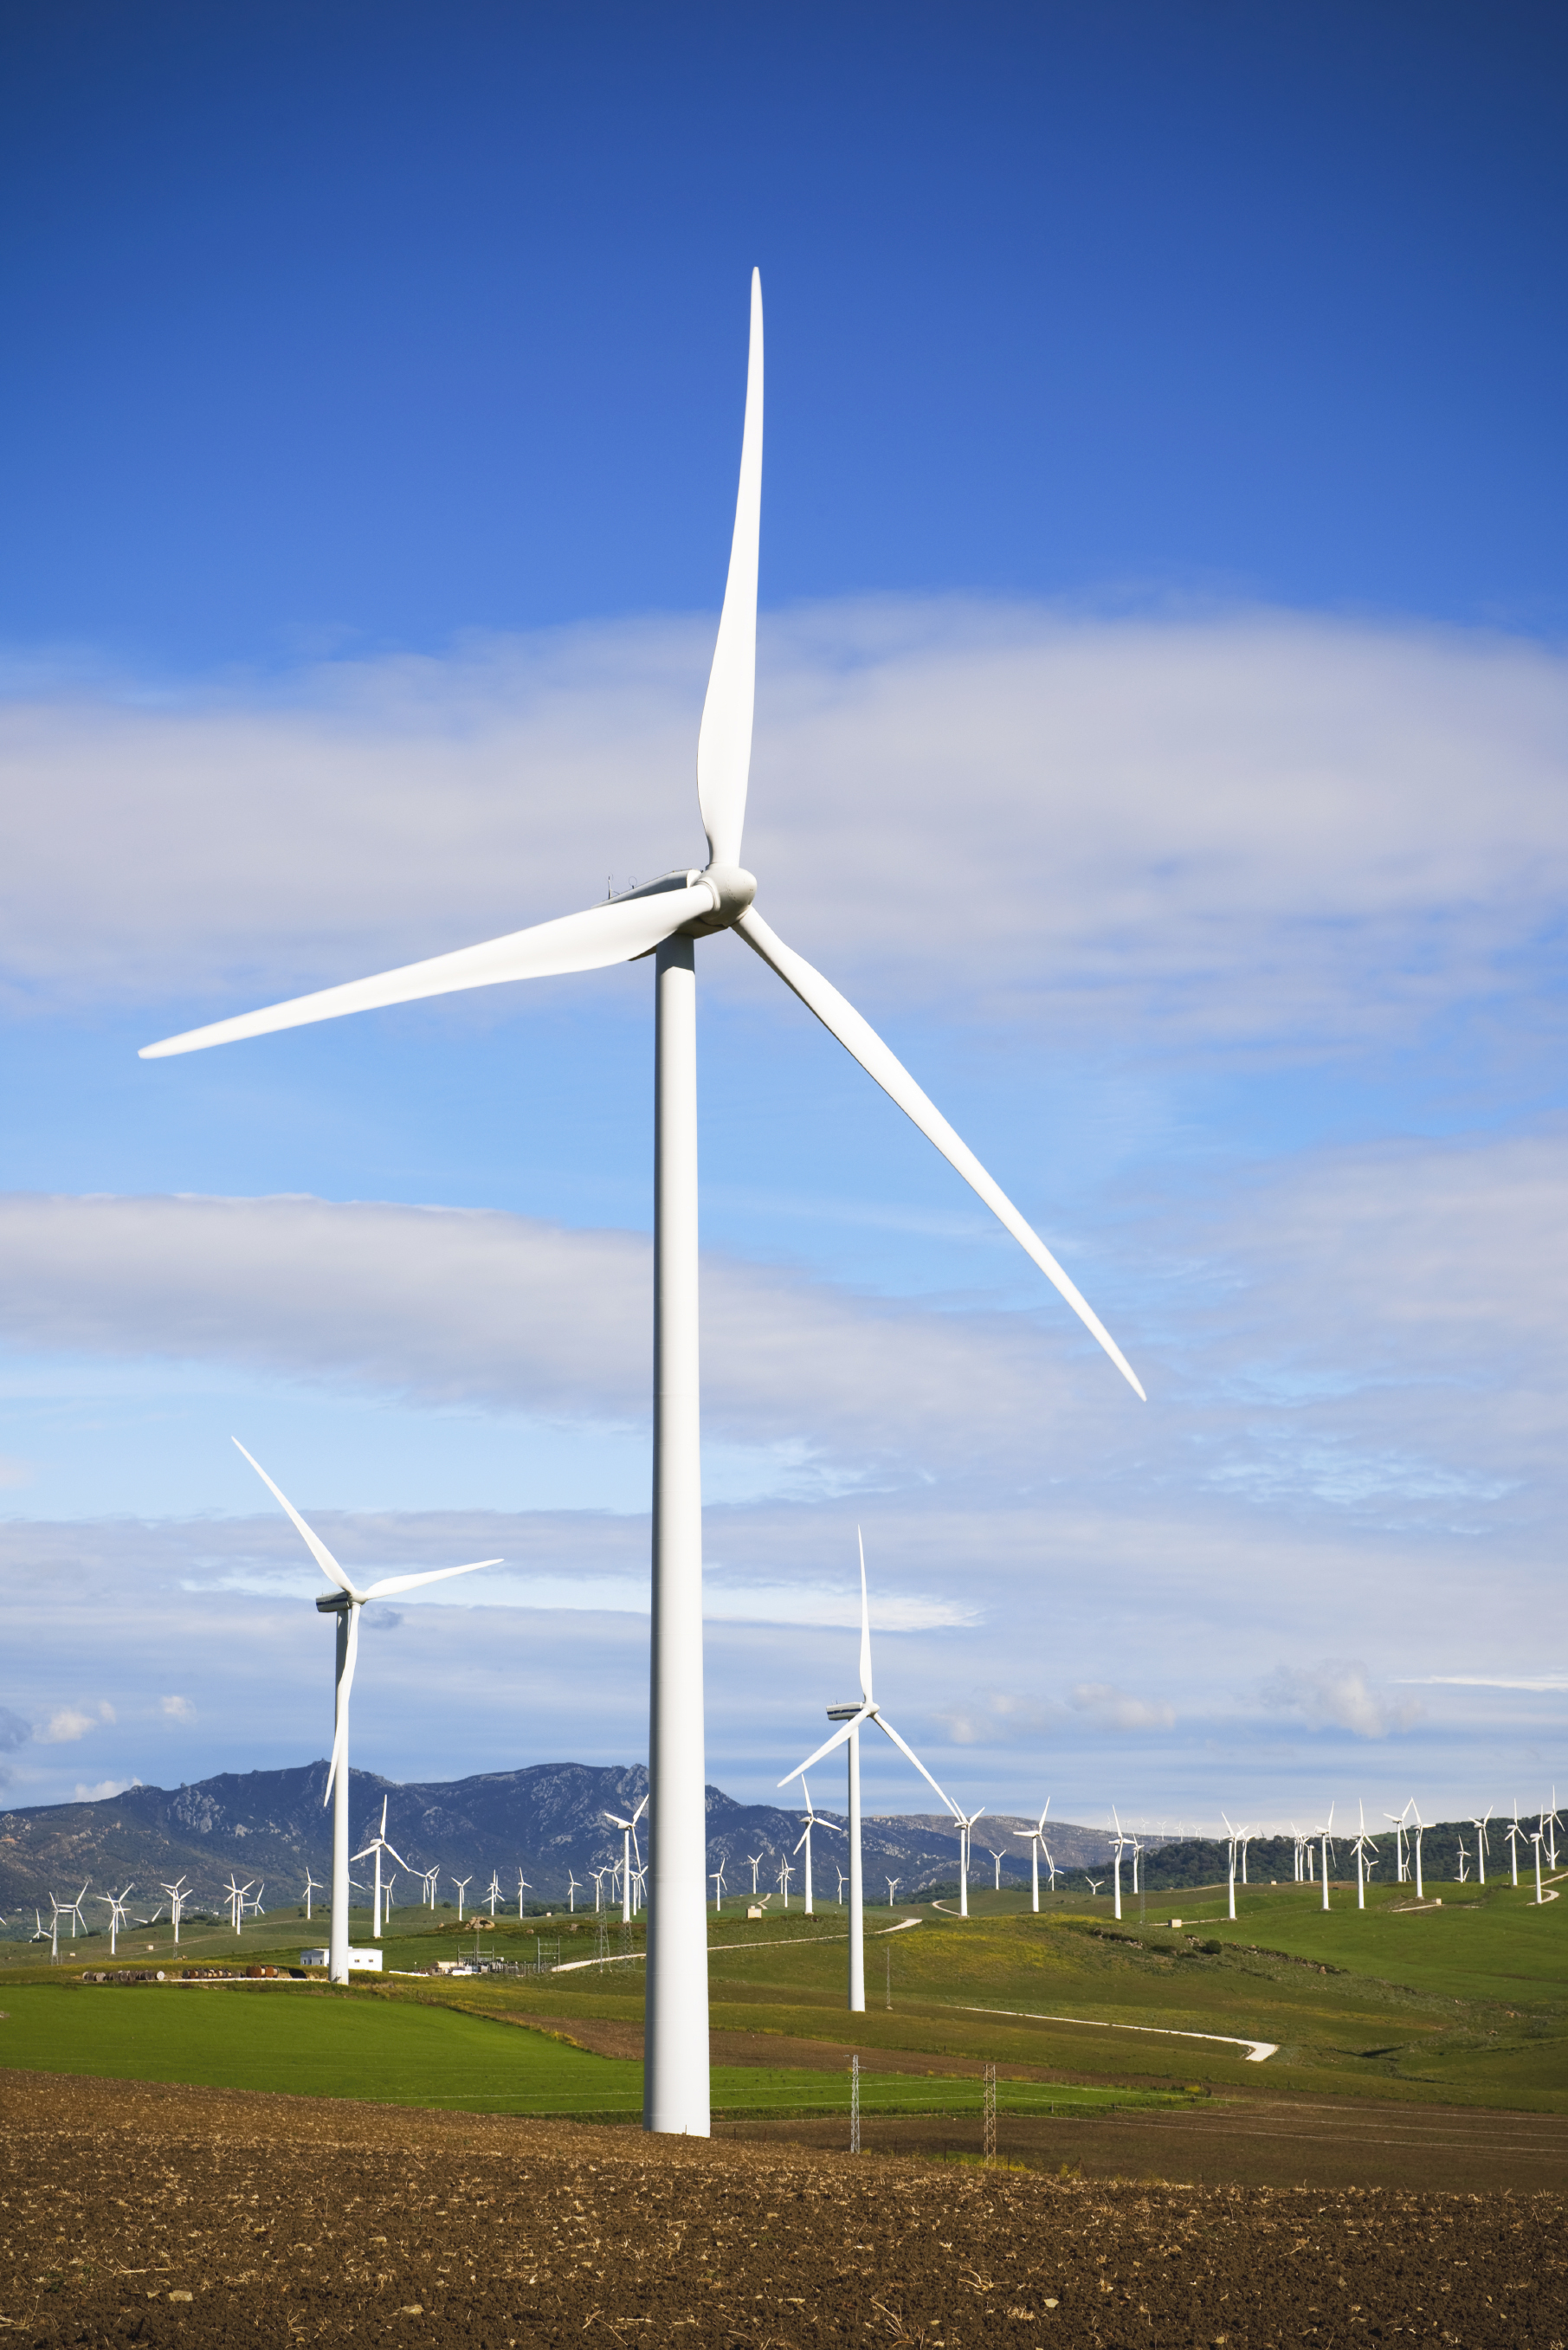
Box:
[682,863,757,935]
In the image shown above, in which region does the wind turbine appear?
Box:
[351,1798,410,1939]
[247,1883,267,1923]
[97,1884,134,1957]
[1221,1812,1242,1922]
[952,1805,986,1919]
[1351,1804,1377,1912]
[141,272,1145,2140]
[745,1852,765,1897]
[1110,1810,1131,1921]
[1532,1828,1545,1904]
[1456,1835,1469,1884]
[1386,1808,1408,1884]
[223,1875,255,1934]
[1407,1801,1426,1900]
[590,1867,609,1913]
[486,1871,503,1919]
[1470,1808,1491,1887]
[1042,1841,1059,1894]
[604,1796,649,1925]
[1544,1788,1561,1871]
[834,1863,849,1904]
[1505,1802,1524,1888]
[984,1845,1008,1894]
[303,1868,324,1922]
[159,1877,191,1950]
[885,1877,900,1907]
[565,1871,581,1915]
[1084,1876,1104,1898]
[452,1874,472,1921]
[1316,1807,1335,1911]
[709,1860,726,1912]
[779,1533,959,2011]
[1012,1798,1051,1914]
[790,1772,842,1918]
[777,1856,795,1908]
[516,1870,534,1920]
[233,1442,498,1984]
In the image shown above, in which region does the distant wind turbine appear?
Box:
[604,1796,648,1925]
[1470,1808,1492,1887]
[1012,1798,1051,1914]
[452,1875,473,1921]
[790,1772,842,1918]
[97,1884,134,1957]
[565,1871,581,1915]
[1351,1804,1377,1912]
[142,271,1145,2140]
[352,1798,410,1940]
[779,1533,958,2011]
[303,1868,324,1922]
[233,1441,497,1983]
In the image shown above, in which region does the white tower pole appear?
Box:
[1030,1837,1039,1914]
[803,1823,814,1916]
[848,1720,864,2011]
[644,935,710,2139]
[326,1599,352,1986]
[1320,1833,1331,1910]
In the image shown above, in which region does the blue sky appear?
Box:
[1,3,1565,1842]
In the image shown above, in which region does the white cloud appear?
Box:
[1069,1682,1176,1732]
[1261,1658,1422,1740]
[2,602,1565,1047]
[36,1706,100,1744]
[73,1779,131,1802]
[0,1190,1100,1479]
[158,1695,195,1720]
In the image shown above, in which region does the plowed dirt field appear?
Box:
[2,2071,1562,2348]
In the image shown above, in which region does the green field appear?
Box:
[0,1981,1184,2122]
[4,1871,1562,2119]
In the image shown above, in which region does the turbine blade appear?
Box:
[857,1528,874,1704]
[362,1558,502,1600]
[778,1705,868,1784]
[325,1604,360,1804]
[696,268,763,869]
[871,1711,958,1817]
[234,1438,365,1600]
[734,907,1145,1398]
[141,882,719,1060]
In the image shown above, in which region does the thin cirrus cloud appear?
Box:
[0,599,1565,1048]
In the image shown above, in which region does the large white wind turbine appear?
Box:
[234,1440,498,1983]
[779,1533,957,2011]
[142,274,1145,2137]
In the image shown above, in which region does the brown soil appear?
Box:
[518,2017,1568,2196]
[2,2071,1564,2348]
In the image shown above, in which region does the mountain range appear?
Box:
[0,1762,1134,1925]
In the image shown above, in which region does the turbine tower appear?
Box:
[141,274,1145,2137]
[234,1440,497,1983]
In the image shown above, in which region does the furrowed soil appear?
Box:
[3,2073,1564,2349]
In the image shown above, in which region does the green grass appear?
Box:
[10,1875,1565,2117]
[0,1981,1184,2123]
